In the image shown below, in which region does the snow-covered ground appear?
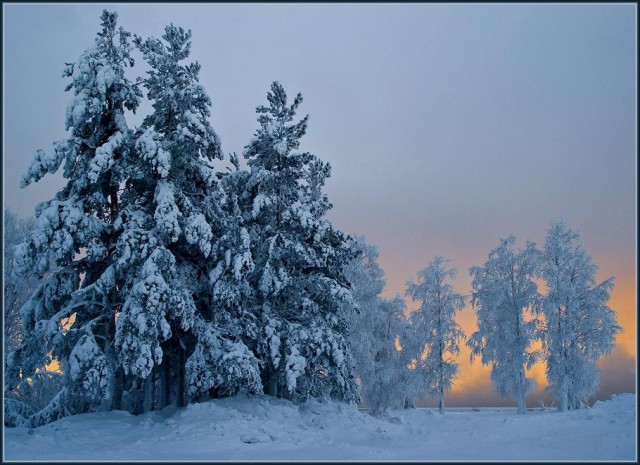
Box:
[4,392,636,461]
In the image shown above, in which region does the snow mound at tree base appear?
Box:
[4,393,636,461]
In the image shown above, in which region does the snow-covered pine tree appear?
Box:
[467,236,541,414]
[7,11,142,427]
[240,82,358,404]
[540,221,621,411]
[405,256,466,414]
[343,237,413,414]
[114,23,264,411]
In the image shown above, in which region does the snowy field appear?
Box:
[4,393,636,462]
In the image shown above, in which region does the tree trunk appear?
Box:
[568,389,578,410]
[153,365,161,410]
[143,374,153,413]
[163,357,171,407]
[177,348,185,407]
[109,185,119,224]
[559,393,568,412]
[516,366,526,414]
[439,387,445,415]
[559,377,568,412]
[516,388,525,414]
[112,368,123,410]
[266,372,278,397]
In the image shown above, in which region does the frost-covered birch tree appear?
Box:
[405,256,465,414]
[3,209,40,354]
[238,82,358,404]
[467,236,541,414]
[540,221,620,411]
[3,209,63,424]
[343,237,412,414]
[363,296,413,414]
[342,237,385,391]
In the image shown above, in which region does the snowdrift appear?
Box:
[4,392,636,461]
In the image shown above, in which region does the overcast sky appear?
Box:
[3,3,636,406]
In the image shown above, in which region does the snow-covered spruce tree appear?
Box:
[540,221,620,411]
[405,256,466,414]
[238,82,358,404]
[343,237,413,414]
[7,11,142,427]
[467,236,541,414]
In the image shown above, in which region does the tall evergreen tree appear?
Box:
[8,10,142,426]
[238,82,358,404]
[405,256,465,414]
[467,236,541,414]
[111,22,235,413]
[113,22,264,411]
[540,221,620,411]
